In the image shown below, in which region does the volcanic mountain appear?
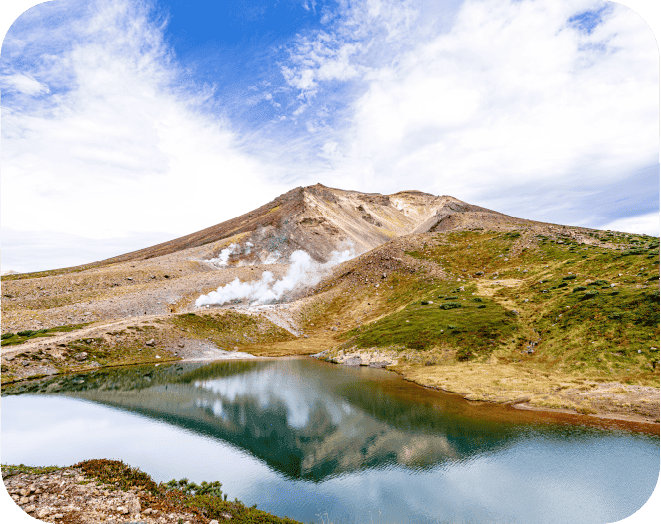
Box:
[97,183,532,267]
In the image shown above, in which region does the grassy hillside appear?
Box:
[303,228,659,388]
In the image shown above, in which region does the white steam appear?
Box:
[208,244,237,267]
[196,248,355,307]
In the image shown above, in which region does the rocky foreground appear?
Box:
[2,460,301,524]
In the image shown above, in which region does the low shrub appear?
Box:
[440,302,462,310]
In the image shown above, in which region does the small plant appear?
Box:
[420,301,429,305]
[440,302,461,310]
[1,333,14,340]
[472,297,483,302]
[572,286,587,293]
[562,275,577,281]
[17,330,35,337]
[163,478,225,498]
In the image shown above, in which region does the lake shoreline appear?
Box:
[3,345,659,433]
[312,348,660,432]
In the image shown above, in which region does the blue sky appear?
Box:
[0,0,659,273]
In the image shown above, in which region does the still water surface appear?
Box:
[2,358,659,523]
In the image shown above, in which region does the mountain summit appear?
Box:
[100,184,526,266]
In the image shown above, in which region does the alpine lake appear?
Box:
[2,357,659,524]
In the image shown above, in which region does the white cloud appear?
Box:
[600,212,660,236]
[1,0,288,244]
[0,72,50,95]
[285,0,658,226]
[333,0,658,198]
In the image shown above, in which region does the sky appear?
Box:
[0,0,659,274]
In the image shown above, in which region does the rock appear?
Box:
[117,505,129,514]
[233,346,239,351]
[19,496,29,504]
[369,361,389,368]
[73,352,88,361]
[142,508,153,515]
[221,513,233,520]
[127,277,133,281]
[24,505,36,513]
[344,357,362,366]
[128,497,141,514]
[53,514,64,520]
[19,488,29,497]
[209,520,220,524]
[37,509,50,518]
[303,335,309,338]
[146,339,155,346]
[330,326,338,331]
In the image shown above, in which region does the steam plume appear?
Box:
[196,248,354,307]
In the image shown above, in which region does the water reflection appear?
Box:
[3,358,659,524]
[4,359,522,480]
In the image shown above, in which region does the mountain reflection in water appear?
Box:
[4,359,518,481]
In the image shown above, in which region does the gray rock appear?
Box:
[344,357,363,366]
[145,339,155,346]
[118,505,129,514]
[369,361,389,368]
[73,352,88,361]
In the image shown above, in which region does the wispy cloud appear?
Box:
[272,0,659,225]
[1,0,288,243]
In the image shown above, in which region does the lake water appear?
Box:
[2,358,659,523]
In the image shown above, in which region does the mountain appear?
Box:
[1,184,658,427]
[95,184,529,266]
